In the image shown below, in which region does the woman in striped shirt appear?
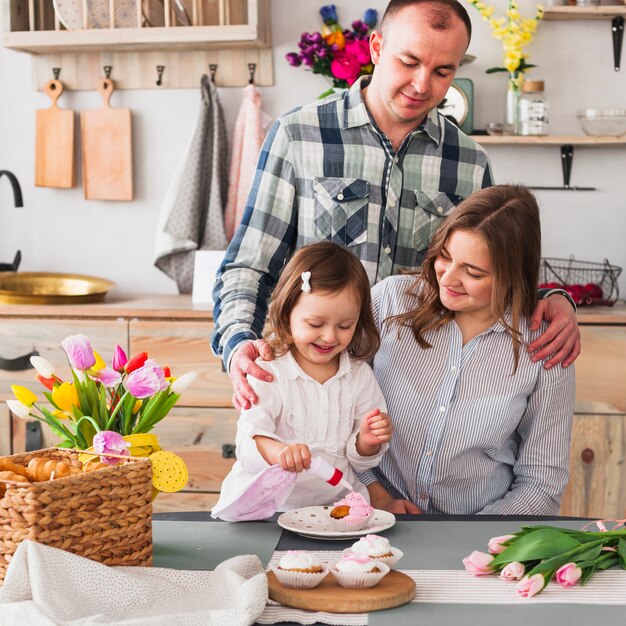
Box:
[360,184,576,515]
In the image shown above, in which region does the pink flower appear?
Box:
[125,359,169,399]
[344,39,371,65]
[555,563,582,588]
[462,551,494,576]
[499,561,525,581]
[90,367,122,388]
[61,334,96,371]
[93,430,130,465]
[488,534,515,554]
[516,574,545,598]
[330,50,361,85]
[112,344,128,371]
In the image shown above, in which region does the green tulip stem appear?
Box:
[105,390,131,431]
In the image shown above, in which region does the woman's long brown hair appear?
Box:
[387,184,541,371]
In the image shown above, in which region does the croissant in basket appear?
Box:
[0,458,29,478]
[26,457,82,482]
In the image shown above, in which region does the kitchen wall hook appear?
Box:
[612,16,624,72]
[103,65,112,79]
[248,62,256,84]
[156,65,165,86]
[209,63,218,82]
[52,67,61,80]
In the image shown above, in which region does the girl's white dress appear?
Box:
[217,350,388,511]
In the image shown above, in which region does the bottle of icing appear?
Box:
[308,456,353,492]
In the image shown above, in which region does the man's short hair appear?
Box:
[381,0,472,42]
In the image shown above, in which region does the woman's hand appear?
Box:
[528,294,581,368]
[367,482,421,514]
[357,409,393,456]
[228,339,275,410]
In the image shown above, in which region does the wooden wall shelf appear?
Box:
[543,6,626,21]
[472,135,626,146]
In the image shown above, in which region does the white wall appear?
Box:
[1,0,625,297]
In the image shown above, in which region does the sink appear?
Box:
[0,272,116,304]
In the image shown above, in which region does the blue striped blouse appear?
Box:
[357,275,576,515]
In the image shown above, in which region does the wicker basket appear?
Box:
[539,257,623,306]
[0,447,153,582]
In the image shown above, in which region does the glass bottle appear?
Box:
[520,80,549,136]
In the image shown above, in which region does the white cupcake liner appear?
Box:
[343,546,403,568]
[269,564,329,589]
[328,513,372,532]
[331,560,390,589]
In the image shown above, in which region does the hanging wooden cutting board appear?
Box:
[35,79,75,189]
[81,78,133,201]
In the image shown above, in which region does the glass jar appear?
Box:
[520,80,548,136]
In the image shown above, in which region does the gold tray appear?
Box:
[0,272,116,305]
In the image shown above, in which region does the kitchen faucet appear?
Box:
[0,169,23,272]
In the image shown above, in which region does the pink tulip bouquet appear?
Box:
[463,521,626,597]
[286,4,378,98]
[6,334,197,450]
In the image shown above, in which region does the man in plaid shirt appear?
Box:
[212,0,580,410]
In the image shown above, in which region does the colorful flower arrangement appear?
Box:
[286,4,378,98]
[6,334,197,451]
[463,521,626,597]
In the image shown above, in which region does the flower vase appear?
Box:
[506,76,521,135]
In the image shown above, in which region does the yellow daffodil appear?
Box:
[11,384,37,407]
[52,382,79,413]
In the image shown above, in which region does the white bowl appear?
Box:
[576,109,626,137]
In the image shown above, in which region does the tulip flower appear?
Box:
[170,371,198,395]
[499,561,525,581]
[112,344,128,371]
[52,382,80,413]
[555,563,582,588]
[30,355,55,378]
[91,350,106,372]
[6,399,31,420]
[61,334,96,371]
[516,574,546,598]
[124,352,148,374]
[125,360,167,399]
[52,409,71,421]
[462,551,494,576]
[91,367,122,388]
[93,430,130,465]
[11,384,37,407]
[37,375,56,391]
[488,534,515,554]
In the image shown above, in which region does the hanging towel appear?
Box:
[154,75,229,294]
[224,83,272,241]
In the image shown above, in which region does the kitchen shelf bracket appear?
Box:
[613,16,624,71]
[530,144,596,191]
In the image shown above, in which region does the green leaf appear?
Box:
[76,415,100,447]
[56,439,75,448]
[525,539,605,579]
[486,66,508,74]
[136,393,180,432]
[617,538,626,569]
[491,528,583,566]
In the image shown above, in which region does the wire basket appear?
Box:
[539,257,622,306]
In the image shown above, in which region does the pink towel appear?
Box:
[224,83,269,241]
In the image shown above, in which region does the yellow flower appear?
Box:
[52,382,79,413]
[132,399,142,414]
[90,350,106,372]
[52,409,71,420]
[11,384,37,407]
[324,31,345,49]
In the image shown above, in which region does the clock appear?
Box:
[439,78,474,135]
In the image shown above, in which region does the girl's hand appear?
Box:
[357,409,392,455]
[278,443,312,473]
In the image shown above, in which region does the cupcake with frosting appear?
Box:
[328,492,374,531]
[347,534,403,567]
[331,550,390,588]
[270,550,329,589]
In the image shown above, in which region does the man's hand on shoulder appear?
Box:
[528,294,581,369]
[229,339,275,410]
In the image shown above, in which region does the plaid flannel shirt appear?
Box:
[212,76,493,367]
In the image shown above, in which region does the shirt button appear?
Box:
[384,246,391,254]
[420,492,428,499]
[425,450,433,457]
[451,366,457,372]
[393,157,399,164]
[337,193,344,201]
[388,199,396,208]
[439,406,446,412]
[436,206,444,214]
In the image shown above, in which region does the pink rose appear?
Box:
[462,551,494,576]
[93,431,130,465]
[330,51,361,85]
[499,561,525,581]
[555,563,582,587]
[516,574,545,598]
[344,39,371,65]
[61,334,96,371]
[488,534,515,554]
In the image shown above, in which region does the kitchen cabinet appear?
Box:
[1,296,625,516]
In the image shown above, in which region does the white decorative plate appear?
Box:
[277,506,396,540]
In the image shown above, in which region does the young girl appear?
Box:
[215,241,392,514]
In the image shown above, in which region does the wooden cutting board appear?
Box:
[81,78,133,201]
[267,569,415,613]
[35,79,75,189]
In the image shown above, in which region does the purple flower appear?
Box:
[125,359,169,399]
[320,4,338,26]
[310,32,322,44]
[112,344,128,371]
[93,430,130,465]
[363,9,378,28]
[61,334,96,371]
[286,52,302,67]
[90,367,122,388]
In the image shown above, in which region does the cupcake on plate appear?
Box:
[331,551,390,589]
[328,492,374,531]
[347,534,403,567]
[270,550,329,589]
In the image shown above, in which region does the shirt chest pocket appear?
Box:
[412,190,464,252]
[313,177,369,247]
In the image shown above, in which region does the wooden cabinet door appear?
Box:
[560,413,626,519]
[129,320,233,408]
